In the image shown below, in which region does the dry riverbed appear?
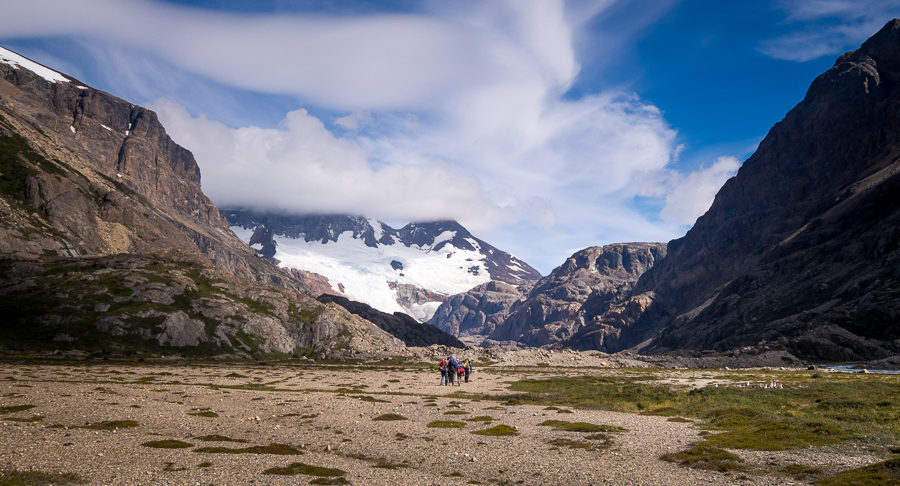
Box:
[0,360,887,485]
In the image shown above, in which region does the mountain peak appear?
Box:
[225,210,541,321]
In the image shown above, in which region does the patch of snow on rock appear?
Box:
[0,46,70,83]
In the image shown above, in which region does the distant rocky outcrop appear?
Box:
[318,294,464,348]
[488,243,666,346]
[428,281,528,337]
[0,47,404,359]
[569,20,900,362]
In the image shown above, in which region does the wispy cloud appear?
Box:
[760,0,900,62]
[0,0,734,272]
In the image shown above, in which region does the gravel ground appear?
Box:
[0,361,882,485]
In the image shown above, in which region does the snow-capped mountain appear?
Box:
[225,210,541,321]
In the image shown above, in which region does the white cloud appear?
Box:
[153,100,515,228]
[760,0,900,62]
[658,156,740,226]
[2,0,739,272]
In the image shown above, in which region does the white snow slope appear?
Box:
[0,47,70,84]
[231,226,492,321]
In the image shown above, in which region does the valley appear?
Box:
[0,356,896,485]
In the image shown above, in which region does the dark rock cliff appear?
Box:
[581,20,900,361]
[318,294,464,348]
[0,48,404,359]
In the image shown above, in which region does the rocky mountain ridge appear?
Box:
[429,243,666,348]
[566,20,900,362]
[0,46,405,359]
[225,209,542,321]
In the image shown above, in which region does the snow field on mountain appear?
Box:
[0,47,69,83]
[231,226,492,320]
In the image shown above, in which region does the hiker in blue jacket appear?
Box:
[448,355,459,386]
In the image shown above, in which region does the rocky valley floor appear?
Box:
[0,358,894,485]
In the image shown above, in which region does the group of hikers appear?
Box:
[438,356,472,386]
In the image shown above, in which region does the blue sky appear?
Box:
[2,0,898,273]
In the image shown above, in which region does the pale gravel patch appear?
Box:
[0,362,870,485]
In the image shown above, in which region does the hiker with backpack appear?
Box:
[463,359,472,383]
[448,355,459,386]
[439,358,448,386]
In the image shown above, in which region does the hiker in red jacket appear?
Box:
[439,358,448,386]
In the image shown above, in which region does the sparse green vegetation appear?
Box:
[0,405,35,414]
[813,456,900,485]
[142,440,193,449]
[193,443,302,455]
[547,438,594,449]
[80,420,138,430]
[262,462,345,477]
[444,410,468,415]
[776,464,824,480]
[472,424,518,436]
[466,416,494,423]
[196,435,247,443]
[372,413,407,421]
[427,420,466,428]
[187,409,218,418]
[4,416,42,423]
[0,469,85,485]
[661,442,747,472]
[506,373,900,453]
[538,420,627,433]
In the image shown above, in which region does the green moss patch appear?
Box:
[0,405,35,414]
[472,424,518,436]
[547,438,594,450]
[661,442,747,473]
[814,456,900,486]
[196,434,247,443]
[466,416,494,423]
[193,443,302,455]
[444,410,468,415]
[427,420,466,428]
[80,420,138,430]
[372,413,407,421]
[0,469,86,485]
[777,464,824,480]
[142,440,193,449]
[262,462,345,477]
[538,420,627,433]
[4,416,43,423]
[187,410,218,418]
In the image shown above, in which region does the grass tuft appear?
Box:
[80,420,138,430]
[427,420,466,428]
[0,405,35,414]
[142,440,193,449]
[196,434,247,443]
[539,420,627,433]
[193,443,302,455]
[472,424,518,436]
[813,456,900,486]
[661,442,747,472]
[0,469,86,485]
[372,413,407,421]
[262,462,345,477]
[547,438,594,449]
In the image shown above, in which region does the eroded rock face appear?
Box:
[0,54,289,287]
[427,281,527,337]
[581,20,900,361]
[0,50,405,359]
[489,243,667,346]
